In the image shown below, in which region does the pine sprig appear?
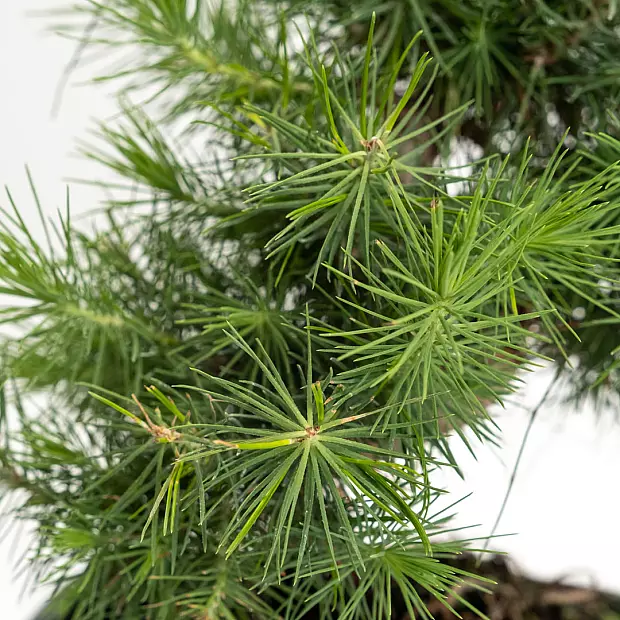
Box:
[53,0,313,119]
[226,28,469,279]
[180,327,432,573]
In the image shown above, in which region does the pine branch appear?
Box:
[3,3,620,619]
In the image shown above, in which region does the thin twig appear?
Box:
[483,367,561,553]
[50,14,99,119]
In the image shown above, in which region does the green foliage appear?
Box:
[281,0,620,149]
[296,532,495,620]
[2,1,620,619]
[232,26,467,279]
[52,0,312,119]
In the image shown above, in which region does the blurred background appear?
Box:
[0,2,619,618]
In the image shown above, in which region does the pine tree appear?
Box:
[2,1,620,618]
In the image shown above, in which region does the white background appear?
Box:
[0,2,619,618]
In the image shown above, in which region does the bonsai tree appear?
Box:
[2,1,620,617]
